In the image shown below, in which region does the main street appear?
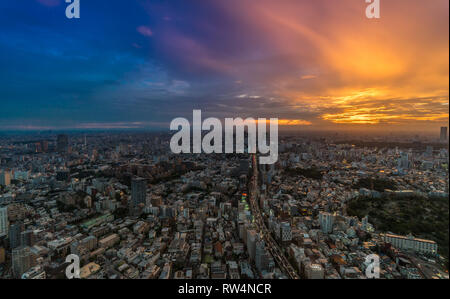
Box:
[249,154,300,279]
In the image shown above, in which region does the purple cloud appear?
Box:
[137,26,153,37]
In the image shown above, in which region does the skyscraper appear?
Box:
[426,146,433,157]
[131,177,147,208]
[56,134,69,153]
[397,152,410,170]
[281,222,292,242]
[41,140,48,152]
[12,246,33,278]
[0,207,8,237]
[246,229,257,261]
[9,222,24,249]
[255,237,270,272]
[440,127,448,142]
[319,212,335,234]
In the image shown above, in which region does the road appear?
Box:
[409,254,447,279]
[249,154,300,279]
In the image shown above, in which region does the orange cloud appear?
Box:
[242,119,312,126]
[217,0,449,130]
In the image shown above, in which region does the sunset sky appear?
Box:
[0,0,448,132]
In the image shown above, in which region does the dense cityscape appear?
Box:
[0,128,448,279]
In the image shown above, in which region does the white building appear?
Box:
[381,233,438,255]
[21,266,46,279]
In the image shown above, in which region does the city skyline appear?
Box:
[0,0,449,284]
[0,131,448,280]
[0,0,448,132]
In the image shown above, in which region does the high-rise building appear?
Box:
[397,152,410,170]
[440,127,448,142]
[281,222,292,242]
[255,237,272,272]
[426,146,433,157]
[41,140,48,152]
[56,134,69,153]
[9,222,24,249]
[0,170,11,186]
[246,229,257,261]
[12,246,33,278]
[319,212,335,234]
[34,142,42,153]
[0,207,8,237]
[131,177,147,208]
[34,140,49,153]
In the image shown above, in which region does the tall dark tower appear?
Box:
[57,134,69,153]
[9,222,24,249]
[131,177,147,208]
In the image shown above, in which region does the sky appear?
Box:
[0,0,448,133]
